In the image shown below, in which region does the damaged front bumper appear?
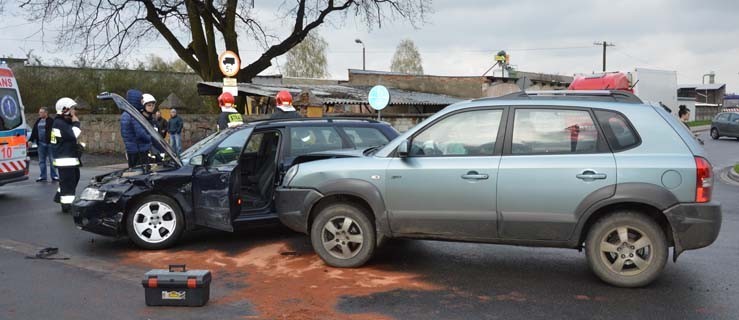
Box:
[72,199,126,237]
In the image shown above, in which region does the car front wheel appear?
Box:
[310,203,376,268]
[585,211,668,288]
[126,195,184,250]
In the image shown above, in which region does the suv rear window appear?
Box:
[0,88,22,131]
[594,110,640,152]
[511,109,600,154]
[340,127,389,148]
[716,113,729,121]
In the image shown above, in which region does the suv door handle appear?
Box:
[576,170,607,180]
[461,171,489,180]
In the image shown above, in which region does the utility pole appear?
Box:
[593,41,615,72]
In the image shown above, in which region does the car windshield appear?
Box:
[180,129,231,162]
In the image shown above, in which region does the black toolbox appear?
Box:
[141,264,211,307]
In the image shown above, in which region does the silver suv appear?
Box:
[276,91,721,287]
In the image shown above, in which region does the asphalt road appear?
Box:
[1,132,738,320]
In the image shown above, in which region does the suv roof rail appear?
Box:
[251,117,382,125]
[484,90,643,104]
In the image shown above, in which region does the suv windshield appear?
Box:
[0,88,23,131]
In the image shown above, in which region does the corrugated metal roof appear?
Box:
[198,82,461,106]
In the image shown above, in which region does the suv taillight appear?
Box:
[695,156,713,203]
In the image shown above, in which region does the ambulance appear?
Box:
[0,61,29,186]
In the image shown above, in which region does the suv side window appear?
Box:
[716,113,729,121]
[289,126,343,156]
[594,110,640,152]
[410,109,502,157]
[729,113,739,122]
[340,126,389,148]
[511,109,599,155]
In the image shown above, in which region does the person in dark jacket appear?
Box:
[270,90,302,119]
[217,92,243,131]
[121,89,152,167]
[155,111,168,137]
[51,97,81,213]
[30,107,58,182]
[167,108,183,156]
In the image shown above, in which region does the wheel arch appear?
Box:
[572,183,681,249]
[307,179,391,238]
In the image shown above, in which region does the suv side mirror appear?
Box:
[397,139,410,158]
[189,154,204,166]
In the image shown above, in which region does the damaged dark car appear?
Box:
[72,93,399,249]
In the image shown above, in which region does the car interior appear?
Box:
[238,130,281,211]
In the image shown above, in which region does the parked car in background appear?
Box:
[276,90,721,288]
[72,93,399,249]
[710,111,739,140]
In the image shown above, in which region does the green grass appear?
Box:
[687,120,712,127]
[734,164,739,174]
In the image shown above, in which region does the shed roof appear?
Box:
[678,83,726,90]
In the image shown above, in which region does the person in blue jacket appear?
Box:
[121,89,152,167]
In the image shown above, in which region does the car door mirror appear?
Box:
[189,154,204,166]
[397,139,410,158]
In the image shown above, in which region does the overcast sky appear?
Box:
[1,0,738,92]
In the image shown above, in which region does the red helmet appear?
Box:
[218,92,235,107]
[276,90,293,106]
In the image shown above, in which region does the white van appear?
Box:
[0,61,29,186]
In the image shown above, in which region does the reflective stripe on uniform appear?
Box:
[53,158,80,167]
[52,128,62,137]
[60,195,75,204]
[72,127,82,138]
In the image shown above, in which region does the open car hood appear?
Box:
[97,92,182,167]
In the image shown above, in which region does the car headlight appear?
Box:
[283,165,299,186]
[80,187,106,201]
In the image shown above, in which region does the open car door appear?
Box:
[191,127,252,231]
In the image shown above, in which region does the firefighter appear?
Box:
[270,90,302,119]
[51,97,82,213]
[217,92,243,130]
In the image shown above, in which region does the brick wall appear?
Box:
[27,113,217,154]
[347,72,485,99]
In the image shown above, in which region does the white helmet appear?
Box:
[55,97,77,114]
[141,93,156,106]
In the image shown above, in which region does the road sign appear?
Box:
[368,85,390,111]
[218,51,240,77]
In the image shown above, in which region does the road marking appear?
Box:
[0,238,142,282]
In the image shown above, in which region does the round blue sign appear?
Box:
[1,95,19,121]
[368,85,390,111]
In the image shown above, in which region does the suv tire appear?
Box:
[126,195,184,250]
[585,211,668,288]
[311,203,376,268]
[711,128,720,140]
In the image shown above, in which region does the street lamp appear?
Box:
[355,38,365,71]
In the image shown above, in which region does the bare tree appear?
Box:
[15,0,431,83]
[390,39,423,75]
[284,33,329,78]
